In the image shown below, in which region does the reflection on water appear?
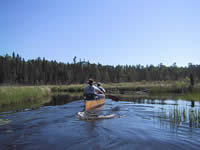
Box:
[0,98,200,150]
[44,93,83,106]
[0,93,83,113]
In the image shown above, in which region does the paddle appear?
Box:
[106,94,120,101]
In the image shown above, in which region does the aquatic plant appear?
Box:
[160,107,200,128]
[179,92,200,101]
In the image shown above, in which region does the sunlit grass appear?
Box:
[50,80,193,94]
[51,84,85,92]
[0,86,51,106]
[0,80,200,107]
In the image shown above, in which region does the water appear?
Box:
[0,99,200,150]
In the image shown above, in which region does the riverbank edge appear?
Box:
[0,81,200,106]
[0,86,51,107]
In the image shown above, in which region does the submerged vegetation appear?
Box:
[158,106,200,128]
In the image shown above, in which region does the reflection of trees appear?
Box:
[44,93,83,106]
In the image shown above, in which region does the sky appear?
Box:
[1,0,200,66]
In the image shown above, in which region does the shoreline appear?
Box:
[0,81,200,108]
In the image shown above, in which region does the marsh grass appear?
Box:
[50,80,197,95]
[161,107,200,128]
[0,80,200,107]
[0,86,51,106]
[104,80,191,94]
[51,84,85,92]
[178,93,200,101]
[105,81,200,101]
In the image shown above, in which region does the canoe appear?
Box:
[85,98,106,111]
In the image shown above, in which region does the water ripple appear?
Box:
[0,99,200,150]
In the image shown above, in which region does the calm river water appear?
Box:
[0,98,200,150]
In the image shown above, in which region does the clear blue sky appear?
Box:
[1,0,200,66]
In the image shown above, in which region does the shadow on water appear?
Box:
[44,94,83,106]
[0,102,44,113]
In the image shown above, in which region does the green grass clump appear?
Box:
[179,93,200,101]
[104,81,191,94]
[166,107,200,128]
[0,86,51,106]
[51,84,85,92]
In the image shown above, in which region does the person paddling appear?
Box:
[84,79,104,100]
[97,82,106,94]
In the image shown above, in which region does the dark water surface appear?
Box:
[0,99,200,150]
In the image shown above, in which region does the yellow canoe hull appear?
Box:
[85,99,106,111]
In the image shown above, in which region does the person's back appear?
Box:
[97,82,106,93]
[84,85,95,95]
[84,79,98,100]
[84,79,104,100]
[98,86,105,93]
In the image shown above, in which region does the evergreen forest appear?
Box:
[0,52,199,85]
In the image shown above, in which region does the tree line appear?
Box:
[0,52,199,85]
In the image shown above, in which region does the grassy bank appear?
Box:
[50,81,193,93]
[104,80,192,93]
[51,81,200,99]
[104,81,200,101]
[0,81,200,107]
[0,86,51,107]
[51,84,85,92]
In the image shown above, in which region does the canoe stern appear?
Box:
[85,99,105,111]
